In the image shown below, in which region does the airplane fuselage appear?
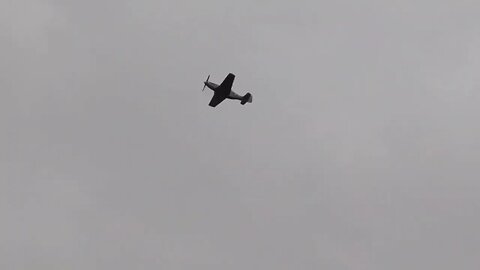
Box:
[204,81,219,91]
[204,81,243,100]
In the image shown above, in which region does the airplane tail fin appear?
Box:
[241,93,253,105]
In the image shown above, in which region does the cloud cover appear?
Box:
[1,0,480,269]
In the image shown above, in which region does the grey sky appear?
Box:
[1,0,480,269]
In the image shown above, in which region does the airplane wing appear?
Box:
[219,73,235,90]
[208,93,227,107]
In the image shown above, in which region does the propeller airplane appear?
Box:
[203,73,253,107]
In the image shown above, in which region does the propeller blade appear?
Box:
[202,75,210,91]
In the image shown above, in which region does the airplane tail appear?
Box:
[241,93,253,105]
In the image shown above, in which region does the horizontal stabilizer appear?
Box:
[241,93,253,105]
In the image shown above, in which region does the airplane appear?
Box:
[202,73,253,107]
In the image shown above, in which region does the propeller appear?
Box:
[202,75,210,91]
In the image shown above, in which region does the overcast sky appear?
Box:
[2,0,480,269]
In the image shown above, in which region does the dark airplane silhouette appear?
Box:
[202,73,253,107]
